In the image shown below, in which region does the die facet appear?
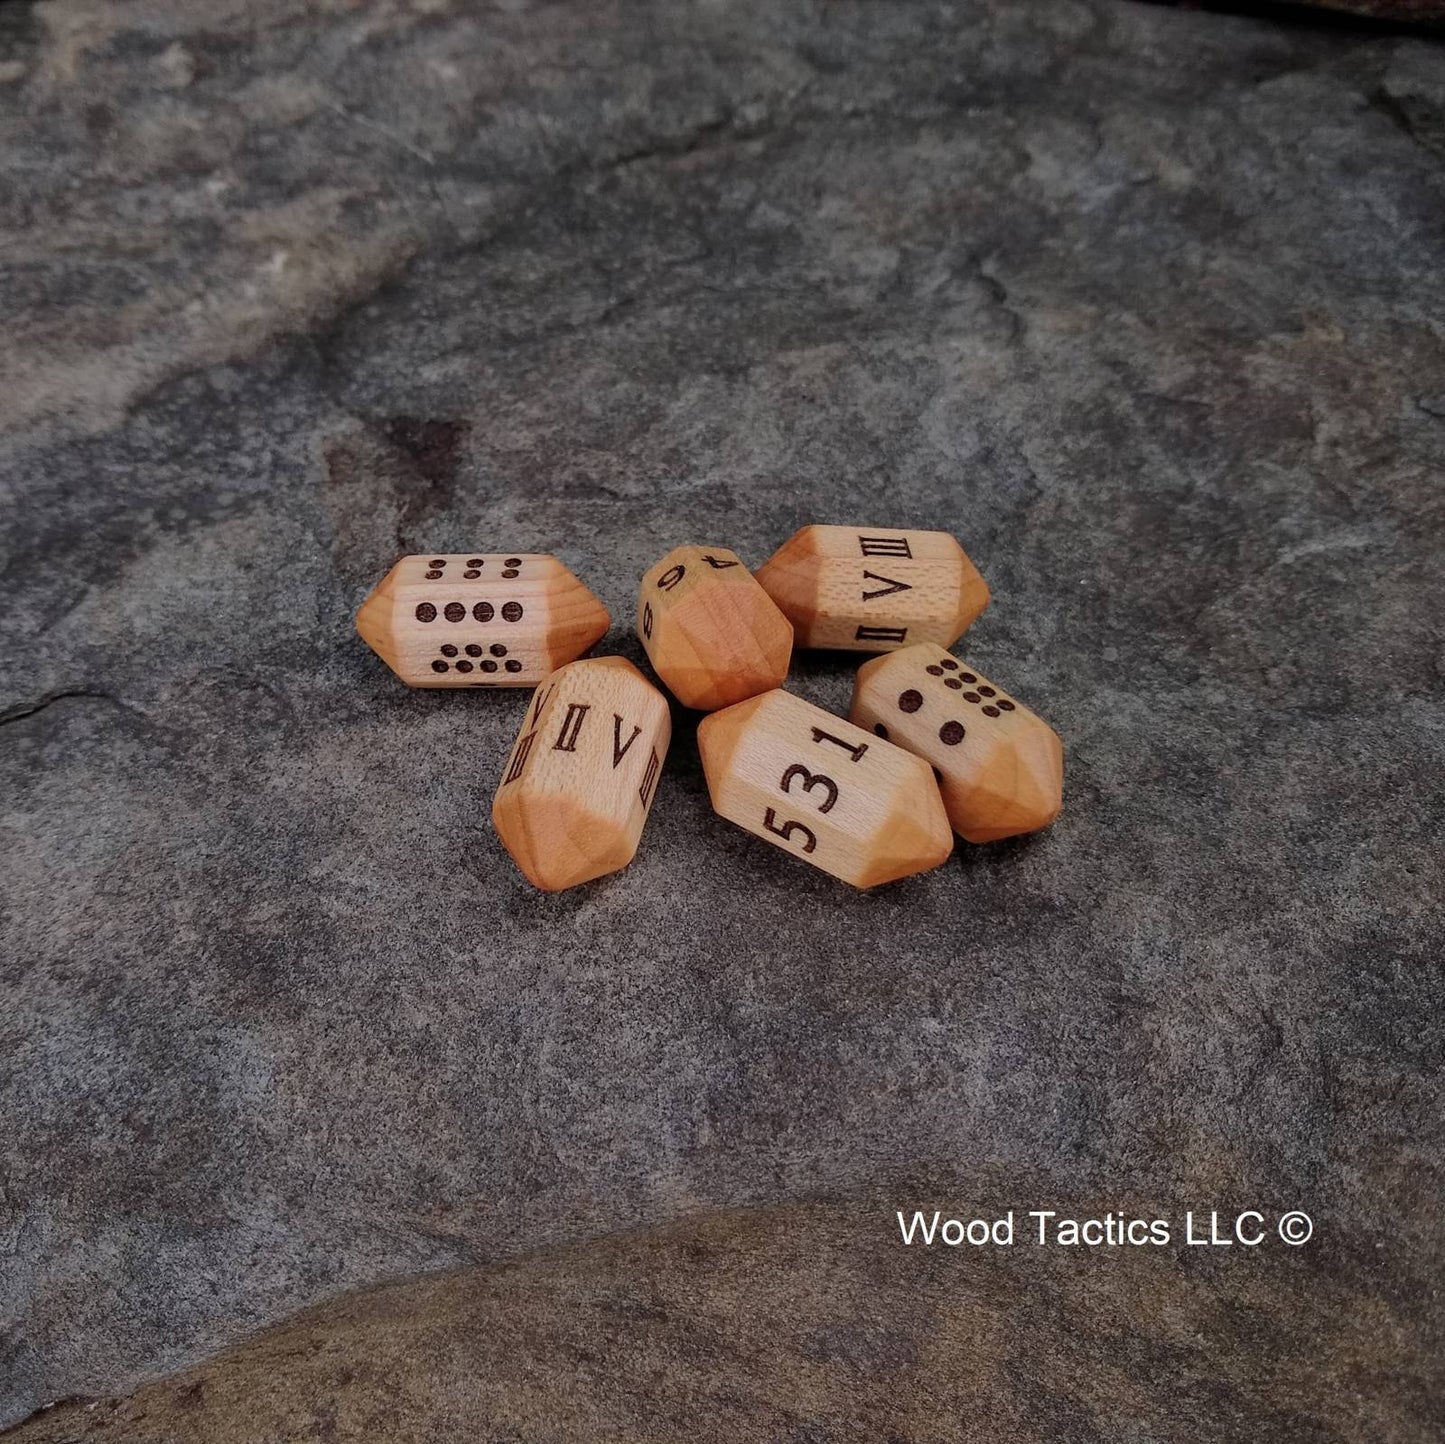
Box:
[356,553,609,689]
[849,644,1062,844]
[754,525,989,653]
[492,657,671,891]
[637,544,793,711]
[697,689,953,889]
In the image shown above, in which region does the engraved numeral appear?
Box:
[613,713,642,768]
[639,748,662,807]
[504,730,537,785]
[702,554,740,569]
[656,565,686,591]
[859,535,912,558]
[763,808,817,854]
[530,683,556,727]
[780,763,839,814]
[861,570,912,600]
[552,702,590,752]
[642,601,654,639]
[855,625,908,644]
[810,726,868,763]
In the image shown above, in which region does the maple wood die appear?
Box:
[754,525,989,653]
[493,657,671,891]
[356,553,609,689]
[850,644,1063,844]
[637,544,793,711]
[697,688,953,889]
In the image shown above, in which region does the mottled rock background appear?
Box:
[1,0,1442,1436]
[10,1199,1444,1443]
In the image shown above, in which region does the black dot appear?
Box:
[425,570,442,579]
[441,644,458,657]
[467,558,484,568]
[504,660,522,673]
[939,720,965,745]
[941,658,959,671]
[501,568,519,579]
[982,705,1000,717]
[444,602,465,623]
[474,602,494,623]
[415,603,437,623]
[504,558,522,567]
[959,672,977,684]
[430,559,447,568]
[926,665,944,676]
[502,601,523,622]
[480,660,498,673]
[456,660,474,673]
[944,678,962,690]
[465,644,483,657]
[491,644,508,657]
[978,685,996,698]
[463,569,480,579]
[899,690,923,713]
[998,699,1016,712]
[431,660,449,673]
[873,722,889,738]
[963,692,981,703]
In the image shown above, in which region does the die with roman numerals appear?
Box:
[493,657,671,890]
[356,553,610,689]
[697,689,953,888]
[637,544,793,710]
[849,644,1062,843]
[754,525,989,653]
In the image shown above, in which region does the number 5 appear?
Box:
[763,808,817,854]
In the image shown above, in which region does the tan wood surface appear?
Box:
[697,688,952,889]
[637,544,793,711]
[356,553,610,688]
[754,525,989,652]
[492,657,671,891]
[850,644,1063,844]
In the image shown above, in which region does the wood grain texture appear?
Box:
[492,657,671,891]
[637,544,793,710]
[355,553,609,689]
[754,525,989,653]
[697,688,952,888]
[851,645,1063,844]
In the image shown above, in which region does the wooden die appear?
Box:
[849,645,1062,843]
[697,689,952,889]
[356,553,609,688]
[754,525,989,652]
[637,545,793,710]
[493,657,671,891]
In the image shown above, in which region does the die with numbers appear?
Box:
[356,553,610,689]
[697,689,953,889]
[754,525,989,653]
[849,644,1062,844]
[493,657,671,891]
[637,544,793,710]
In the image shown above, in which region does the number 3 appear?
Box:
[780,763,839,814]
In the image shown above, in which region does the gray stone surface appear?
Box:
[9,1200,1444,1443]
[1,0,1442,1433]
